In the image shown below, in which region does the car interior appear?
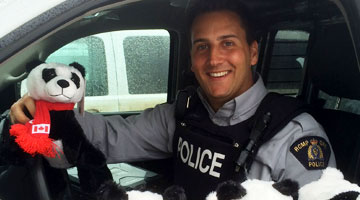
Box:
[0,0,360,199]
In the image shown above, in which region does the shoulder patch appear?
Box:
[290,136,330,170]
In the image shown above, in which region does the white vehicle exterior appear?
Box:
[0,0,65,37]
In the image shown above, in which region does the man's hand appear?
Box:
[9,94,35,125]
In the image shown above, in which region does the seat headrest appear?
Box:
[308,23,360,100]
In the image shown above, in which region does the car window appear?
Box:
[46,36,109,97]
[266,30,310,96]
[21,29,170,113]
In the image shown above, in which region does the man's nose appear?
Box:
[209,46,223,66]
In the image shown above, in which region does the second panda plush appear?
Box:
[206,179,299,200]
[299,167,360,200]
[9,61,113,196]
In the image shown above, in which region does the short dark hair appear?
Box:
[186,0,257,44]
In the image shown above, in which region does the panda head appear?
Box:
[206,179,299,200]
[299,167,360,200]
[25,61,86,103]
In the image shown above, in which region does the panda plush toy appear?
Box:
[96,176,298,200]
[206,179,299,200]
[299,167,360,200]
[97,181,187,200]
[7,61,113,196]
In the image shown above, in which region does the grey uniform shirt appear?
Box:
[76,76,336,187]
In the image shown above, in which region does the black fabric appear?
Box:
[330,191,360,200]
[173,90,308,200]
[49,111,113,195]
[307,23,360,100]
[0,110,34,166]
[216,180,246,200]
[0,110,72,200]
[0,110,49,200]
[272,179,299,200]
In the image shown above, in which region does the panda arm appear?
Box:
[50,111,106,165]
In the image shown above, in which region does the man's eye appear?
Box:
[197,44,208,51]
[224,41,234,47]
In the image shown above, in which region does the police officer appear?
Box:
[9,0,336,199]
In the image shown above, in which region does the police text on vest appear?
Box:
[177,137,225,178]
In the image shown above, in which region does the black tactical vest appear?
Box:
[173,88,307,200]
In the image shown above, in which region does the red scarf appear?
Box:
[10,100,75,158]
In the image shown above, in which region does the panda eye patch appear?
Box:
[71,73,81,88]
[42,68,57,83]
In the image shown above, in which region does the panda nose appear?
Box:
[57,80,70,88]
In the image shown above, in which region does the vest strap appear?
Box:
[235,92,308,177]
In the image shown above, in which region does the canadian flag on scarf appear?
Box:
[31,123,50,134]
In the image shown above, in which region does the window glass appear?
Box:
[21,29,170,113]
[46,36,108,96]
[124,36,169,94]
[266,30,310,96]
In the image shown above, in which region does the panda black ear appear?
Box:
[69,62,86,78]
[26,60,45,73]
[216,180,246,200]
[163,185,187,200]
[330,191,360,200]
[272,179,299,200]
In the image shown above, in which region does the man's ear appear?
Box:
[250,40,259,66]
[26,60,45,73]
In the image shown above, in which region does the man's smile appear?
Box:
[207,70,231,78]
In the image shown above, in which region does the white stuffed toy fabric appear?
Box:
[126,190,163,200]
[97,181,187,200]
[299,167,360,200]
[206,179,299,200]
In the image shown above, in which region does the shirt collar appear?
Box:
[198,73,268,126]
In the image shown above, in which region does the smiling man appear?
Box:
[190,10,258,111]
[7,0,336,199]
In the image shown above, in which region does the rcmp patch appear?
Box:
[290,136,330,170]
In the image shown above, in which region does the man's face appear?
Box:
[190,10,258,110]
